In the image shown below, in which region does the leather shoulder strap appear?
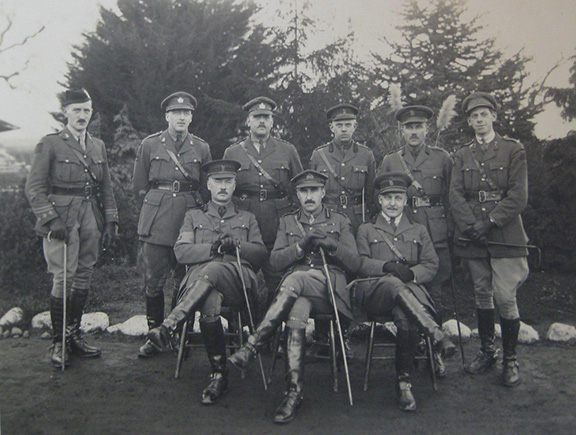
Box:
[374,227,407,262]
[318,148,354,194]
[240,143,283,191]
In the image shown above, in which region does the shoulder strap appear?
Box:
[163,146,194,182]
[397,154,427,197]
[467,148,499,190]
[374,227,407,262]
[318,148,354,195]
[240,143,283,191]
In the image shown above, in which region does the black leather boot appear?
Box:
[396,288,444,342]
[147,281,213,352]
[228,291,297,370]
[395,327,417,412]
[67,291,101,358]
[138,294,165,358]
[466,309,500,374]
[50,296,70,368]
[200,317,229,405]
[501,317,521,387]
[274,327,305,424]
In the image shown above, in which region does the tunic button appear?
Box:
[258,160,262,163]
[341,177,345,180]
[343,206,347,209]
[221,220,225,223]
[259,173,263,176]
[414,209,418,214]
[480,163,485,167]
[341,191,345,194]
[172,193,176,197]
[481,208,486,212]
[84,169,88,172]
[341,163,345,167]
[83,155,87,159]
[393,237,398,241]
[176,167,180,171]
[260,185,264,188]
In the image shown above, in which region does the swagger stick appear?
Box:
[319,248,353,406]
[62,242,68,372]
[236,246,267,391]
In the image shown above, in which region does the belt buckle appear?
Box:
[84,185,93,197]
[478,191,487,203]
[340,195,348,207]
[259,189,267,201]
[172,180,181,193]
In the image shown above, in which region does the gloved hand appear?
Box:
[313,236,338,253]
[219,235,240,253]
[383,262,415,282]
[298,229,325,253]
[464,220,495,240]
[48,218,69,243]
[102,222,118,249]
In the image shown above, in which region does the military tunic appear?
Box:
[309,141,376,234]
[378,144,453,315]
[353,213,439,320]
[25,127,118,295]
[173,202,268,319]
[449,134,529,317]
[270,206,360,319]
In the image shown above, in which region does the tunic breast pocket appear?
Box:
[55,157,84,183]
[352,165,368,187]
[398,235,421,263]
[89,154,104,180]
[149,153,172,180]
[235,161,252,185]
[230,222,250,242]
[193,223,216,244]
[489,162,509,187]
[368,238,385,258]
[272,160,290,183]
[182,155,202,181]
[461,164,479,189]
[420,169,443,195]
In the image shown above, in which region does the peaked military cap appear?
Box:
[63,88,91,106]
[395,105,434,125]
[202,159,241,179]
[462,91,498,114]
[243,96,277,115]
[161,92,197,112]
[326,103,359,122]
[291,170,328,189]
[375,172,412,195]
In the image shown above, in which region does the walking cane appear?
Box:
[361,187,366,223]
[447,242,466,369]
[319,248,353,406]
[62,242,68,372]
[235,246,267,391]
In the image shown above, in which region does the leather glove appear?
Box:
[312,236,338,253]
[102,222,118,249]
[219,236,240,253]
[48,218,69,243]
[298,229,325,253]
[383,262,415,283]
[472,219,495,238]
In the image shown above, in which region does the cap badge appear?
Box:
[258,103,267,109]
[342,109,349,114]
[177,97,184,103]
[306,173,314,180]
[388,180,394,186]
[409,110,415,116]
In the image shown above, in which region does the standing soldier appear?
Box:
[146,160,267,405]
[25,88,118,368]
[377,105,454,377]
[450,91,529,387]
[309,103,375,235]
[223,97,303,297]
[133,91,212,358]
[353,172,455,412]
[228,170,360,424]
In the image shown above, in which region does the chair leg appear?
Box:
[329,319,338,393]
[175,320,189,379]
[363,321,376,391]
[267,325,283,383]
[426,337,438,392]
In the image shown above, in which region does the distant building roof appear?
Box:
[0,119,19,133]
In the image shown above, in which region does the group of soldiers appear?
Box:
[25,87,529,423]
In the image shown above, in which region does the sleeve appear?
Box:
[410,227,439,284]
[488,144,528,227]
[329,216,361,275]
[25,139,59,227]
[448,150,477,231]
[270,217,301,273]
[132,141,151,206]
[356,225,387,277]
[173,211,213,265]
[99,142,119,223]
[239,214,268,269]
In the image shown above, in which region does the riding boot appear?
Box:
[200,317,229,404]
[501,317,521,387]
[274,327,305,424]
[138,294,165,358]
[396,288,444,342]
[147,280,213,351]
[465,309,499,374]
[49,296,70,368]
[68,291,101,358]
[228,291,297,370]
[395,326,417,412]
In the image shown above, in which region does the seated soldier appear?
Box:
[353,172,456,412]
[228,170,361,424]
[147,160,267,405]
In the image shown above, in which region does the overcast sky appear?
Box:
[1,0,575,150]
